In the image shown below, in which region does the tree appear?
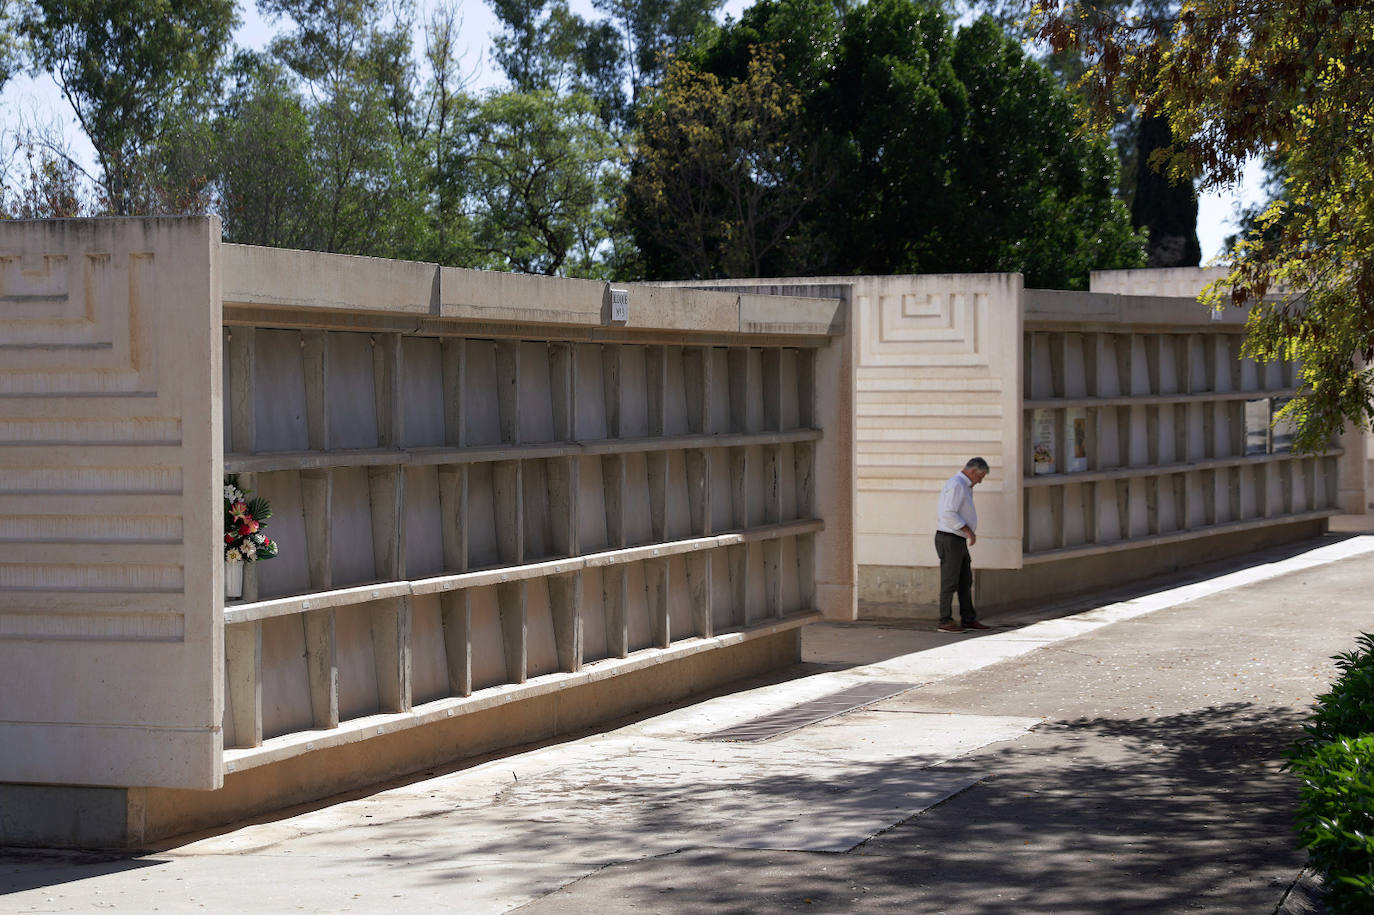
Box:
[487,0,721,126]
[215,53,318,249]
[627,47,828,279]
[628,0,1142,285]
[967,0,1202,267]
[941,16,1144,287]
[1031,0,1374,451]
[415,2,477,265]
[488,0,616,96]
[592,0,722,110]
[260,0,427,258]
[0,0,26,91]
[1130,113,1200,266]
[0,133,94,218]
[451,89,622,276]
[22,0,237,215]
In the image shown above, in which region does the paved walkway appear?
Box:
[6,530,1373,913]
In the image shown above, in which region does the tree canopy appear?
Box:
[627,0,1143,285]
[4,0,1157,291]
[22,0,238,214]
[1032,0,1374,450]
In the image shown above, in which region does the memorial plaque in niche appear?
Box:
[1064,408,1089,472]
[1271,397,1296,453]
[1032,408,1057,475]
[1244,398,1271,455]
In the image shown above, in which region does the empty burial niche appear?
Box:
[700,681,916,742]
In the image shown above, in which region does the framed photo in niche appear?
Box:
[1064,408,1089,472]
[1032,408,1057,475]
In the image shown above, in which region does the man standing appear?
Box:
[934,457,991,633]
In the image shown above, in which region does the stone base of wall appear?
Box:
[859,518,1328,620]
[0,628,800,849]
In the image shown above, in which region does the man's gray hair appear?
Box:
[965,457,990,472]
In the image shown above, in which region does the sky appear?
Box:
[0,0,1262,264]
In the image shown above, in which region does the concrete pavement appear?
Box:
[5,530,1373,913]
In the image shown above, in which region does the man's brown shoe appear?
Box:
[963,621,992,630]
[937,622,965,633]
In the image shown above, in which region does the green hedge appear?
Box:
[1288,632,1374,913]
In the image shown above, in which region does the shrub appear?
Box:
[1288,633,1374,913]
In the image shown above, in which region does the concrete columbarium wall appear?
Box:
[1011,286,1346,606]
[672,271,1356,617]
[0,219,853,847]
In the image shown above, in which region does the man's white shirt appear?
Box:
[936,471,977,538]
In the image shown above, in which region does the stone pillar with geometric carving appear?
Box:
[0,218,223,801]
[851,273,1025,603]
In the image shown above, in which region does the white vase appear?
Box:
[225,559,244,600]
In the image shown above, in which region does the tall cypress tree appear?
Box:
[1131,113,1201,267]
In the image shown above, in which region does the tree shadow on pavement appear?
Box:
[0,849,165,896]
[255,700,1315,913]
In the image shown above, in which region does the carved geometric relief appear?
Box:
[1,230,188,648]
[0,249,156,394]
[861,290,990,367]
[0,254,70,318]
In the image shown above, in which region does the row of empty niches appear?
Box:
[1023,401,1299,476]
[224,329,816,453]
[248,446,813,599]
[1023,456,1338,552]
[1024,332,1299,400]
[224,544,812,746]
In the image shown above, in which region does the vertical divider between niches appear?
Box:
[684,345,712,434]
[762,539,782,619]
[550,342,575,442]
[302,607,339,729]
[549,571,583,673]
[797,347,815,430]
[602,343,623,439]
[762,348,781,432]
[373,333,402,448]
[646,557,670,648]
[603,564,629,658]
[1083,481,1099,544]
[686,549,712,638]
[498,580,528,684]
[437,462,472,696]
[728,542,749,627]
[225,621,263,748]
[647,452,668,544]
[496,340,521,446]
[440,589,472,697]
[373,596,412,713]
[728,347,749,434]
[1084,333,1100,398]
[227,325,256,454]
[303,330,329,450]
[441,338,466,448]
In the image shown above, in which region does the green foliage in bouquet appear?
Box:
[223,474,279,562]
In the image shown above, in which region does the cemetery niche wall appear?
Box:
[0,217,853,846]
[673,270,1364,618]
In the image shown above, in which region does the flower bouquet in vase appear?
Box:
[224,475,279,599]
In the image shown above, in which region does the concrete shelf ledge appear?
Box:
[225,520,825,625]
[1022,448,1345,488]
[1023,388,1298,410]
[1021,509,1340,564]
[222,610,820,774]
[223,428,823,473]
